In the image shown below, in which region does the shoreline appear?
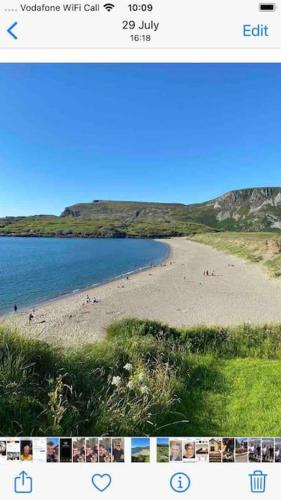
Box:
[3,237,281,347]
[0,239,171,318]
[0,233,178,239]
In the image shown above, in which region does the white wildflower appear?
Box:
[140,385,149,395]
[127,380,134,390]
[111,376,122,387]
[123,363,133,372]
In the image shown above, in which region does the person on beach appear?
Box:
[28,312,34,324]
[14,304,17,313]
[85,295,98,305]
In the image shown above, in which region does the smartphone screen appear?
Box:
[0,1,281,498]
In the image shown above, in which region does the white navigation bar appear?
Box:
[0,0,281,50]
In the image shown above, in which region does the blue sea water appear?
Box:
[0,237,169,314]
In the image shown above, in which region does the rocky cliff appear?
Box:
[61,188,281,231]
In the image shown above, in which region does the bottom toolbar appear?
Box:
[0,462,279,499]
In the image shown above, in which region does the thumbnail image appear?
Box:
[182,439,195,462]
[262,439,274,463]
[47,438,60,463]
[222,438,234,462]
[169,439,182,462]
[249,439,262,463]
[2,64,281,440]
[157,438,169,463]
[60,438,72,463]
[73,438,86,463]
[131,438,150,463]
[112,438,125,463]
[33,438,47,463]
[98,438,112,463]
[0,441,7,462]
[209,438,222,463]
[20,440,33,461]
[86,438,98,463]
[195,439,209,462]
[7,440,20,461]
[275,438,281,462]
[235,439,248,463]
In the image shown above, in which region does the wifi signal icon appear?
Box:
[103,3,115,11]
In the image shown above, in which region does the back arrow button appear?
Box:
[7,22,18,40]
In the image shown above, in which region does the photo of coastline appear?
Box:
[131,438,150,463]
[1,64,281,440]
[157,438,169,463]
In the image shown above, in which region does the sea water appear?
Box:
[0,237,168,314]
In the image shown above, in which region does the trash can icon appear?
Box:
[249,470,267,493]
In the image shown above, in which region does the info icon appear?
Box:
[170,472,191,493]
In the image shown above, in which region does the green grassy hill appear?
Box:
[61,200,185,221]
[61,188,281,232]
[0,215,213,238]
[191,232,281,277]
[2,318,281,436]
[2,187,281,238]
[0,200,215,238]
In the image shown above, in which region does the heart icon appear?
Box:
[92,474,112,492]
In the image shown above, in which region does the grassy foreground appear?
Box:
[1,319,281,436]
[191,232,281,277]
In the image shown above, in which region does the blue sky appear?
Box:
[131,437,150,449]
[1,64,281,216]
[157,437,169,446]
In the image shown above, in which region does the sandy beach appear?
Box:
[3,237,281,346]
